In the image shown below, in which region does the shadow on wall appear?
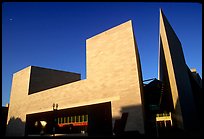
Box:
[112,105,144,137]
[172,98,202,137]
[6,117,25,136]
[158,98,202,138]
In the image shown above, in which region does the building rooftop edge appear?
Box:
[13,65,81,76]
[30,65,81,75]
[86,20,132,42]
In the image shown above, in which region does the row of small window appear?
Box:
[58,115,88,124]
[156,112,171,117]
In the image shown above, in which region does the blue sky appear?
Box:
[2,2,202,106]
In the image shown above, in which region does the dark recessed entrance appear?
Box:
[25,102,112,136]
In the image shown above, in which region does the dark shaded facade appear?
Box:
[1,106,9,136]
[25,102,112,136]
[143,79,162,136]
[29,66,81,95]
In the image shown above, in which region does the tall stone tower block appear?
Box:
[86,20,145,133]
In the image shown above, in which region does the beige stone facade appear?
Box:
[6,20,145,136]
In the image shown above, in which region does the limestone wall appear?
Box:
[6,20,145,136]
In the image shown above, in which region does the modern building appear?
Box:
[158,9,202,134]
[6,9,202,137]
[6,20,145,136]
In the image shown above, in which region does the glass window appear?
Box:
[71,116,73,122]
[74,116,76,122]
[67,117,69,123]
[58,117,60,124]
[84,115,88,122]
[61,117,63,123]
[78,115,80,122]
